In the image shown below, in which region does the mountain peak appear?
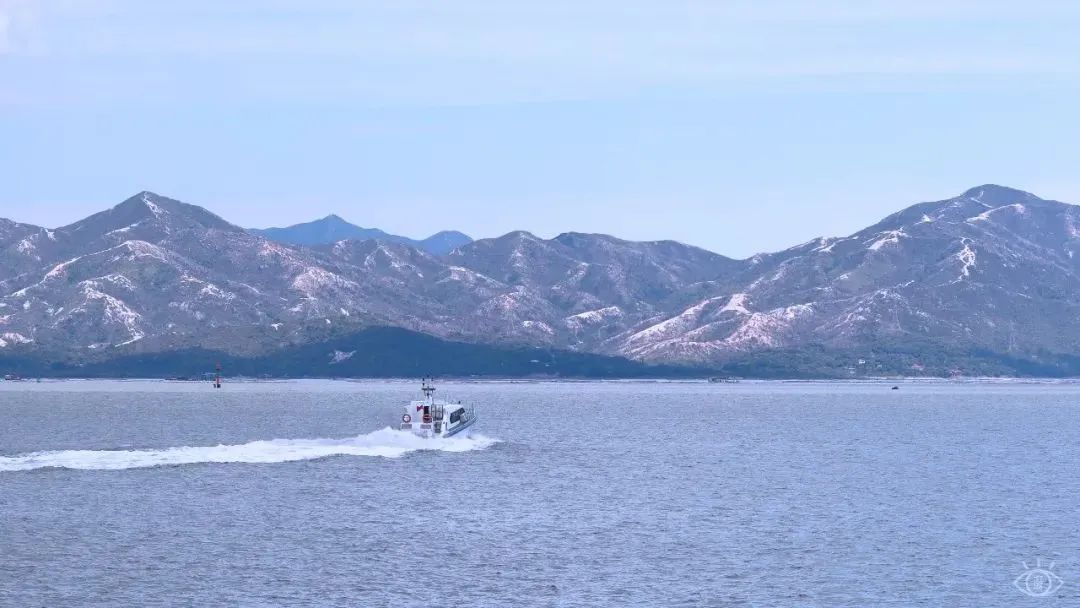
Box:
[57,191,239,239]
[506,230,540,240]
[865,184,1049,235]
[118,190,163,208]
[419,230,473,255]
[427,229,469,239]
[960,184,1038,205]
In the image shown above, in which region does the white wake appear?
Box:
[0,428,499,472]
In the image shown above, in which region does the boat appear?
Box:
[398,378,478,438]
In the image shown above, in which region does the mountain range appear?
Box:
[3,185,1080,377]
[251,215,473,255]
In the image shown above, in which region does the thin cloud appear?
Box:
[5,0,1080,107]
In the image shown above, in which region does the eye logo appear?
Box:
[1014,559,1064,597]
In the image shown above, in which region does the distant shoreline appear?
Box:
[6,376,1080,383]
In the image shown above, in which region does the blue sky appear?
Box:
[3,0,1080,257]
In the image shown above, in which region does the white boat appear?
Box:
[398,378,478,438]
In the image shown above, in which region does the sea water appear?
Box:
[1,379,1078,606]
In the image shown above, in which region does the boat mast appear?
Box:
[214,362,222,389]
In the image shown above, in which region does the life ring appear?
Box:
[402,414,412,423]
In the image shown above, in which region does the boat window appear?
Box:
[449,407,466,424]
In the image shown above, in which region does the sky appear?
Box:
[3,1,1080,258]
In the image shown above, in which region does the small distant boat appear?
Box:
[708,376,740,384]
[399,378,478,438]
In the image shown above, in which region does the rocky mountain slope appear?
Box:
[252,214,472,255]
[659,184,1080,367]
[2,185,1079,375]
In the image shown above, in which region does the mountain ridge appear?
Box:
[2,185,1079,377]
[251,214,473,255]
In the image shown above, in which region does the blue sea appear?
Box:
[1,379,1077,606]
